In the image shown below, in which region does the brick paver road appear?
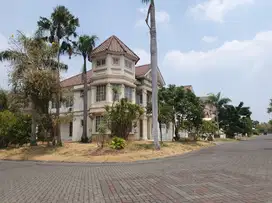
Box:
[1,135,272,203]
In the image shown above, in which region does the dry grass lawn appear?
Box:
[0,141,214,163]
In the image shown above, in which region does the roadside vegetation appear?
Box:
[0,4,264,162]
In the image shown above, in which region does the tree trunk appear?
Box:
[150,1,160,150]
[30,101,37,146]
[55,51,62,146]
[81,57,88,143]
[216,111,220,138]
[159,122,163,144]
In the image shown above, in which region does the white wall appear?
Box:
[61,123,71,141]
[72,116,83,141]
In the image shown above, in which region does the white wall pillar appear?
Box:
[142,117,148,140]
[106,83,112,102]
[142,89,147,107]
[91,86,96,104]
[132,88,136,104]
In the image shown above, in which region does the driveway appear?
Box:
[1,135,272,203]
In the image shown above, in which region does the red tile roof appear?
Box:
[90,35,140,63]
[60,70,93,88]
[60,65,150,88]
[135,64,150,77]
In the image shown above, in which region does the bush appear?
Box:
[252,129,259,135]
[0,110,31,148]
[110,137,126,150]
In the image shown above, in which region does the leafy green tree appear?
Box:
[0,32,66,146]
[183,90,204,139]
[73,35,98,143]
[252,120,259,129]
[158,85,185,139]
[36,5,79,146]
[104,98,144,140]
[158,85,203,140]
[142,0,160,150]
[220,102,252,138]
[206,92,231,136]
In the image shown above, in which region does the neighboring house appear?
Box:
[49,35,175,141]
[199,96,216,121]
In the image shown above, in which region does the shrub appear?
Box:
[0,110,31,148]
[110,137,126,150]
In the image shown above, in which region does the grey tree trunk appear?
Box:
[30,100,37,146]
[159,122,163,144]
[81,58,88,143]
[55,51,62,146]
[150,2,160,150]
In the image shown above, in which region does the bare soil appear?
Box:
[0,140,214,163]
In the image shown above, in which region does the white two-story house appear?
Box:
[50,35,174,141]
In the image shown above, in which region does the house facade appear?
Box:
[49,35,175,141]
[199,96,216,121]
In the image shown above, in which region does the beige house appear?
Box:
[49,35,174,141]
[199,96,216,121]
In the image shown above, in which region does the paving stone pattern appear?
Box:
[1,135,272,203]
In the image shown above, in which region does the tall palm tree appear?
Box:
[74,35,98,143]
[0,32,66,146]
[142,0,160,150]
[206,92,231,136]
[36,5,79,146]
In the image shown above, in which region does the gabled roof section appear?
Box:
[136,64,166,86]
[90,35,140,63]
[135,64,150,77]
[183,85,194,92]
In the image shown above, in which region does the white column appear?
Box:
[142,89,147,107]
[142,117,148,140]
[91,86,96,104]
[132,88,136,104]
[106,83,112,102]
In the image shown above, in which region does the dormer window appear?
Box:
[97,58,106,67]
[112,57,120,65]
[125,60,132,70]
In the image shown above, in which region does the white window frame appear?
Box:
[125,59,133,70]
[112,57,120,65]
[125,86,133,102]
[96,58,106,67]
[96,85,106,102]
[65,96,74,108]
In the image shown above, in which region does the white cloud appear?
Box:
[189,0,254,23]
[163,31,272,73]
[133,48,150,65]
[163,31,272,122]
[0,33,10,89]
[136,7,170,27]
[202,36,218,43]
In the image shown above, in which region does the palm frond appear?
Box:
[0,50,26,61]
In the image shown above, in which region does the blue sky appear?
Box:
[1,0,272,122]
